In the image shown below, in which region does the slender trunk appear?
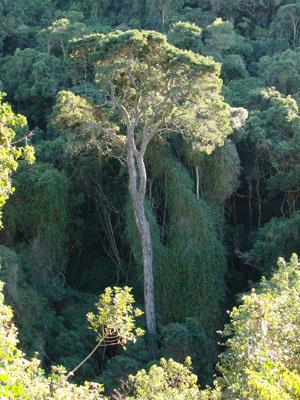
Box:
[66,341,101,379]
[127,126,157,359]
[61,42,66,61]
[248,181,252,230]
[196,165,200,200]
[161,174,167,242]
[47,40,51,55]
[161,7,165,29]
[256,178,261,228]
[134,199,157,339]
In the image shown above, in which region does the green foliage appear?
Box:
[0,277,105,399]
[203,18,252,82]
[0,244,98,378]
[87,286,144,348]
[5,162,70,272]
[221,54,248,81]
[258,47,300,96]
[1,49,67,125]
[0,93,34,227]
[100,354,144,393]
[204,18,252,59]
[0,0,56,53]
[223,77,265,108]
[249,212,300,275]
[223,0,285,29]
[246,362,300,399]
[69,29,232,154]
[161,319,217,385]
[119,357,201,399]
[154,153,227,335]
[232,88,300,246]
[37,18,87,58]
[66,286,144,380]
[194,140,240,206]
[216,254,300,399]
[51,90,124,157]
[168,21,203,52]
[271,2,300,47]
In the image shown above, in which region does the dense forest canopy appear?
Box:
[0,0,300,399]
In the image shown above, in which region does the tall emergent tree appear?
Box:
[57,30,232,356]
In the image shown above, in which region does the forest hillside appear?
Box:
[0,1,300,399]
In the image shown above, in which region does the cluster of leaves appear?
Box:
[215,254,300,399]
[117,357,201,400]
[0,279,105,399]
[0,93,35,227]
[87,287,144,349]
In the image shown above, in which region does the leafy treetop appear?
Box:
[68,29,232,154]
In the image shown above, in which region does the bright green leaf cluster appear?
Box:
[0,279,105,399]
[121,357,201,400]
[215,254,300,399]
[0,93,35,228]
[87,286,144,349]
[68,29,232,155]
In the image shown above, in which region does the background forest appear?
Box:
[0,0,300,399]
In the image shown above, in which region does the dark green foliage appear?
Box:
[223,77,265,108]
[5,162,70,271]
[36,18,88,57]
[249,212,300,275]
[271,2,300,47]
[161,319,217,385]
[232,89,300,229]
[101,354,145,393]
[154,154,227,334]
[257,47,300,96]
[202,18,252,82]
[221,54,248,81]
[100,335,149,392]
[0,162,104,377]
[0,243,101,380]
[186,139,240,207]
[168,21,203,51]
[0,48,67,125]
[0,0,56,53]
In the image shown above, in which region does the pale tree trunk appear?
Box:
[256,178,261,228]
[156,0,167,29]
[161,7,165,29]
[291,19,299,46]
[196,165,200,200]
[118,91,170,359]
[127,124,157,358]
